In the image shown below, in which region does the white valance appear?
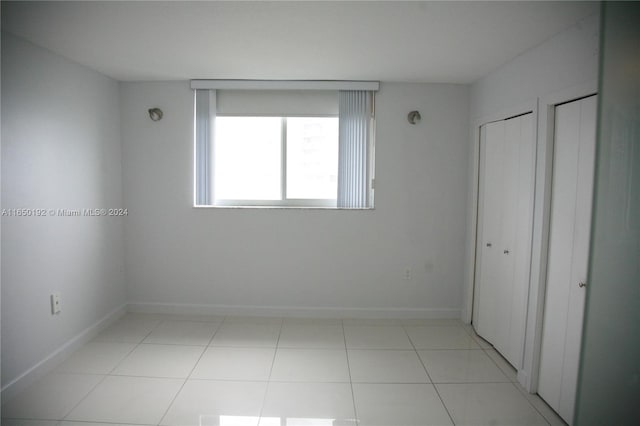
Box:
[190,79,379,91]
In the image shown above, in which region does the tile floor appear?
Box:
[2,314,567,426]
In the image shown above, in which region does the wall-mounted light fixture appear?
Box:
[148,108,163,122]
[407,110,421,125]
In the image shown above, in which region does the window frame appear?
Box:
[192,82,380,210]
[211,114,339,208]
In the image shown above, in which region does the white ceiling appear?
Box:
[1,1,598,83]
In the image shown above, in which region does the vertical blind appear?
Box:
[194,89,215,205]
[337,90,374,208]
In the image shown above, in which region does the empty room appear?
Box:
[1,1,638,425]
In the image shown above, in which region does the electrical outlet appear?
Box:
[50,293,61,315]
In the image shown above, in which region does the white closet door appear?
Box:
[474,113,534,369]
[502,113,535,366]
[538,95,597,425]
[475,120,507,345]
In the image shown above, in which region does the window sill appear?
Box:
[192,205,374,210]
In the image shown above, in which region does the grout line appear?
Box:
[513,382,559,426]
[400,325,434,384]
[156,314,223,426]
[97,372,201,381]
[342,319,360,425]
[57,315,166,421]
[104,319,164,375]
[204,316,226,347]
[401,324,457,426]
[137,342,214,347]
[511,382,555,426]
[256,317,284,424]
[108,342,148,373]
[34,373,107,423]
[220,314,230,326]
[481,347,517,382]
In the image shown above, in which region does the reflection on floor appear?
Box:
[2,314,566,426]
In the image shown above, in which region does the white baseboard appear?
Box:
[127,302,461,320]
[1,303,127,405]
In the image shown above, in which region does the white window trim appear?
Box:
[211,199,338,208]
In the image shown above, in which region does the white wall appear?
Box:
[1,33,127,389]
[121,81,469,317]
[464,13,600,389]
[469,13,600,122]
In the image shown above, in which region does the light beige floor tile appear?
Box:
[1,315,564,426]
[259,382,356,426]
[342,318,407,326]
[93,316,160,343]
[485,348,518,382]
[405,325,481,350]
[143,320,220,346]
[270,349,350,382]
[191,347,275,381]
[65,376,183,424]
[278,324,345,349]
[223,316,283,325]
[436,383,548,425]
[119,312,159,321]
[56,342,136,374]
[282,317,343,326]
[516,384,568,426]
[348,350,430,383]
[400,318,464,326]
[352,383,453,426]
[343,325,413,349]
[160,380,267,426]
[210,322,281,348]
[2,373,103,420]
[418,350,509,383]
[127,313,226,322]
[112,344,204,378]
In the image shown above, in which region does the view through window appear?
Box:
[213,116,339,206]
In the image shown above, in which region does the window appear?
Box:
[192,80,378,208]
[214,116,338,207]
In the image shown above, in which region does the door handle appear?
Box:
[486,242,492,247]
[503,249,510,254]
[578,282,587,288]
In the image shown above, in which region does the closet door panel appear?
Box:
[475,120,506,344]
[493,117,520,359]
[474,113,534,369]
[539,101,580,408]
[509,113,535,368]
[561,95,597,422]
[539,95,597,425]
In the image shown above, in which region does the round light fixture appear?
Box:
[148,108,163,122]
[407,110,421,125]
